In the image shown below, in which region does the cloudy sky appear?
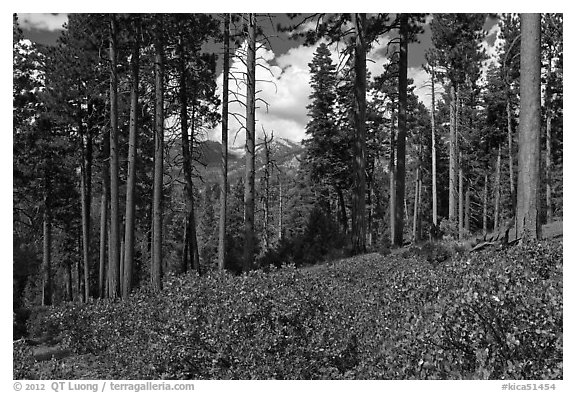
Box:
[18,13,502,147]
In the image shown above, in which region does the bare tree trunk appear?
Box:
[458,152,464,240]
[181,216,189,273]
[64,261,73,302]
[465,186,471,234]
[389,103,396,244]
[179,35,200,276]
[278,179,283,241]
[449,84,458,222]
[507,99,515,212]
[394,13,408,248]
[79,110,92,302]
[151,18,165,290]
[218,14,230,271]
[412,167,421,243]
[430,67,438,227]
[98,129,109,299]
[263,132,273,250]
[516,13,542,241]
[42,187,52,306]
[351,13,367,254]
[108,14,120,298]
[545,53,554,224]
[243,13,257,272]
[494,144,502,230]
[483,173,489,235]
[336,186,348,235]
[123,17,140,299]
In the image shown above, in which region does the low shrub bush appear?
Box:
[20,239,562,380]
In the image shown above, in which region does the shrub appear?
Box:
[17,239,562,380]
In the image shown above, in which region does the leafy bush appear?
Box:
[20,239,562,380]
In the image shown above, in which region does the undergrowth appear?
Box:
[16,239,562,380]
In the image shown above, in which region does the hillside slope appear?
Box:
[16,237,562,380]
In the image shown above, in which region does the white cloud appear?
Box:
[18,13,68,31]
[211,35,437,147]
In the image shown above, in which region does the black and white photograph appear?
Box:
[12,8,564,388]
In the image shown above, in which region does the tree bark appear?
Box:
[430,66,438,227]
[243,13,257,272]
[178,35,200,276]
[412,167,421,243]
[98,127,109,299]
[79,107,92,302]
[516,13,542,241]
[494,144,502,230]
[351,13,367,254]
[218,14,230,271]
[545,52,553,224]
[449,84,458,222]
[389,100,396,244]
[123,17,140,299]
[152,18,165,290]
[42,186,52,306]
[394,13,408,247]
[507,99,515,213]
[108,14,120,298]
[458,152,464,240]
[465,186,470,234]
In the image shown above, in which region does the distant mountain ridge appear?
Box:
[193,137,305,186]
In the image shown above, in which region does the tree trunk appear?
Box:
[179,36,200,276]
[64,260,73,302]
[335,186,348,235]
[458,152,464,240]
[465,186,471,234]
[494,144,502,230]
[123,17,140,299]
[218,14,230,271]
[181,216,189,273]
[545,53,553,224]
[152,18,165,290]
[449,84,458,221]
[108,14,120,299]
[507,99,515,213]
[351,13,367,254]
[263,132,273,250]
[278,179,284,241]
[79,109,92,302]
[516,13,542,241]
[389,101,396,244]
[430,66,438,226]
[98,129,109,299]
[42,188,52,306]
[243,13,257,272]
[483,173,489,235]
[394,13,408,248]
[412,167,421,243]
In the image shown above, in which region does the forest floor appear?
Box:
[24,219,563,379]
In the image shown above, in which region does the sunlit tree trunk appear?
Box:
[243,13,256,272]
[430,67,438,227]
[218,14,230,270]
[545,51,554,224]
[516,13,542,241]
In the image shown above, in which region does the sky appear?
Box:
[18,13,502,147]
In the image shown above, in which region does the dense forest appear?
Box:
[13,13,562,380]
